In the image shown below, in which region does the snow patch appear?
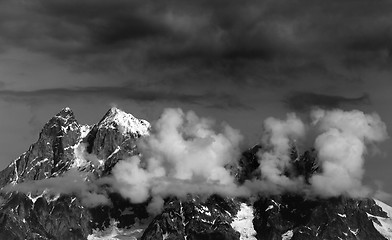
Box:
[265,205,274,211]
[61,125,69,133]
[72,143,104,169]
[349,227,359,236]
[200,218,213,224]
[12,161,19,185]
[80,125,91,138]
[271,199,281,208]
[282,230,293,240]
[27,192,44,204]
[35,158,49,167]
[99,107,150,136]
[72,143,89,168]
[195,205,211,216]
[371,199,392,240]
[231,203,257,240]
[107,146,121,159]
[45,193,61,203]
[70,124,93,169]
[87,220,145,240]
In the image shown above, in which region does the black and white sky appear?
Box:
[0,0,391,196]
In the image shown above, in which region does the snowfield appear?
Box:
[231,203,257,240]
[371,199,392,239]
[87,220,145,240]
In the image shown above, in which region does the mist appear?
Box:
[309,109,389,197]
[2,169,109,207]
[108,107,389,213]
[110,108,249,214]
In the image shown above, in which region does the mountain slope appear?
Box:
[0,107,150,240]
[0,107,80,187]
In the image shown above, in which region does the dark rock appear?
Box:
[234,145,261,184]
[142,195,241,240]
[253,195,387,240]
[0,192,90,240]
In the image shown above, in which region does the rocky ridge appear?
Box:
[0,107,391,240]
[0,107,150,240]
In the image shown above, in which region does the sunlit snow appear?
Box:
[99,107,150,136]
[282,230,293,240]
[87,220,145,240]
[371,199,392,240]
[231,203,257,240]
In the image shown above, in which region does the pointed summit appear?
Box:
[40,107,80,138]
[101,106,124,120]
[83,107,150,160]
[60,106,73,114]
[0,107,82,186]
[53,107,76,122]
[98,107,150,136]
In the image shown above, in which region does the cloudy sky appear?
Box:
[0,0,391,196]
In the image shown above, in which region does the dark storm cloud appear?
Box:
[1,0,392,88]
[284,92,371,112]
[35,0,171,46]
[0,87,250,110]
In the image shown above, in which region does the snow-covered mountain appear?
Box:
[0,107,391,240]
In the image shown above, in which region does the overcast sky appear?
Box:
[0,0,391,197]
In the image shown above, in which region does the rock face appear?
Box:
[0,193,90,240]
[141,195,241,240]
[253,195,387,240]
[0,107,81,187]
[0,107,391,240]
[0,107,150,240]
[84,107,150,175]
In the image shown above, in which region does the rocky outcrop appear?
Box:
[235,145,261,184]
[253,195,387,240]
[0,192,90,240]
[141,195,241,240]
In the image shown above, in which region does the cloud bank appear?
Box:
[1,0,392,97]
[109,107,388,212]
[309,109,388,197]
[246,113,307,193]
[110,108,248,214]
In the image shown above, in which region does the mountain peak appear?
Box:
[102,107,130,119]
[55,107,75,120]
[98,107,150,136]
[44,107,78,132]
[108,106,121,114]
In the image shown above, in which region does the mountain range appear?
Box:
[0,107,391,240]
